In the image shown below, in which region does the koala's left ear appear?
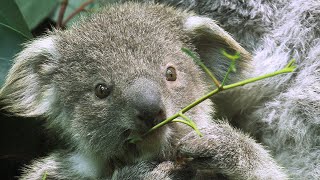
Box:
[0,36,59,117]
[183,16,251,82]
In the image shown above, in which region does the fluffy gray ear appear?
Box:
[183,16,251,82]
[0,36,59,117]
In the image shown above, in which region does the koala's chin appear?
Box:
[127,124,175,162]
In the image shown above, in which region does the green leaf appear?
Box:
[0,0,33,85]
[15,0,59,30]
[0,0,32,38]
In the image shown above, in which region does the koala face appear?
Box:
[50,7,215,162]
[0,3,250,163]
[53,10,209,160]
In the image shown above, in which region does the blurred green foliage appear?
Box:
[0,0,32,85]
[0,0,102,86]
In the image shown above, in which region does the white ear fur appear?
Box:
[0,36,59,117]
[183,16,251,81]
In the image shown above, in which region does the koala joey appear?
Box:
[0,2,287,180]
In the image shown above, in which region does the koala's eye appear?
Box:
[95,84,112,99]
[166,66,177,81]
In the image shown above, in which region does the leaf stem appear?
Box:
[181,48,221,88]
[220,49,240,86]
[221,65,232,87]
[179,113,202,136]
[223,64,295,90]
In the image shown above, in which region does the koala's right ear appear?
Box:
[0,36,59,117]
[183,16,252,82]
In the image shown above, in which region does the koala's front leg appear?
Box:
[178,122,288,180]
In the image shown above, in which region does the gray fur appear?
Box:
[126,0,320,179]
[0,2,289,180]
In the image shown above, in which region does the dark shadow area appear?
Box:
[0,111,49,180]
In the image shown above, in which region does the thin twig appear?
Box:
[61,0,94,27]
[179,112,202,136]
[220,49,240,87]
[182,48,221,88]
[57,0,68,29]
[128,49,295,143]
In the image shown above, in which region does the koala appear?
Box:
[119,0,320,179]
[0,2,288,180]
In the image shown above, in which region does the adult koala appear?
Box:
[124,0,320,179]
[0,2,288,180]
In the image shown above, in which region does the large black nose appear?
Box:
[127,78,166,129]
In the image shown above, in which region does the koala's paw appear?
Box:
[178,126,235,170]
[177,124,288,180]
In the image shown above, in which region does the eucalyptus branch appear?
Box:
[129,48,296,143]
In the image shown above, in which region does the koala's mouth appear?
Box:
[120,108,168,145]
[135,109,167,132]
[137,111,166,130]
[120,126,170,163]
[124,116,168,143]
